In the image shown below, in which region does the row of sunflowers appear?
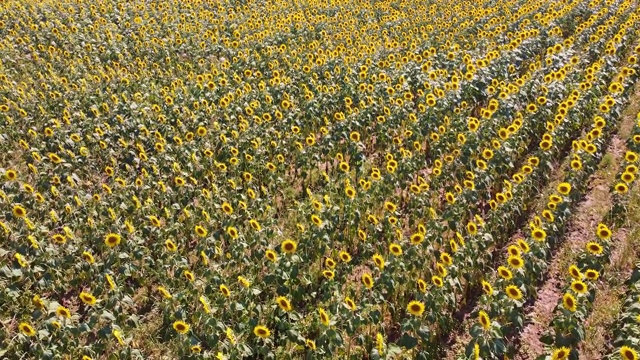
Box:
[2,0,640,358]
[536,108,640,360]
[465,0,640,358]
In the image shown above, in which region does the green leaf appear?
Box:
[397,333,418,349]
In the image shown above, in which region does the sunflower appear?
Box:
[184,271,195,282]
[344,297,356,311]
[157,286,172,299]
[384,201,397,212]
[549,194,563,204]
[432,275,444,287]
[407,300,425,316]
[389,243,402,256]
[221,202,234,214]
[238,276,251,288]
[104,233,121,248]
[571,280,588,294]
[615,182,629,193]
[79,291,97,305]
[568,265,582,279]
[584,269,599,281]
[310,214,323,226]
[505,285,523,300]
[276,296,292,312]
[318,307,330,326]
[191,345,202,353]
[322,270,335,280]
[551,347,570,360]
[570,159,582,170]
[82,251,95,264]
[467,221,478,235]
[5,169,17,181]
[165,240,178,252]
[481,280,493,295]
[410,233,424,245]
[281,239,297,254]
[596,224,612,240]
[440,252,453,266]
[56,306,71,318]
[372,254,385,270]
[362,273,374,289]
[339,251,352,262]
[220,284,230,297]
[266,249,278,262]
[304,339,316,351]
[562,293,577,312]
[173,321,190,334]
[478,310,491,330]
[542,210,555,223]
[52,234,66,245]
[445,192,456,204]
[345,186,356,198]
[497,266,513,280]
[325,257,336,269]
[18,322,36,336]
[586,241,603,255]
[507,255,524,269]
[12,205,26,218]
[227,226,239,239]
[531,228,547,242]
[194,225,207,237]
[620,346,638,360]
[32,295,45,310]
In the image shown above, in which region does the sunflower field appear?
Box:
[2,0,640,359]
